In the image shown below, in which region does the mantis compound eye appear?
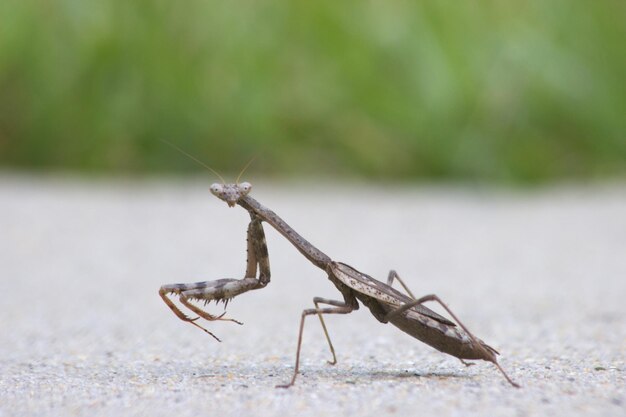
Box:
[210,183,223,195]
[239,182,252,195]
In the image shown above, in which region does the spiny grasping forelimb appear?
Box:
[159,213,270,341]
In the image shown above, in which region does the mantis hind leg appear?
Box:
[387,272,473,367]
[387,270,416,299]
[384,293,520,388]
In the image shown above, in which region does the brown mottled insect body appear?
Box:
[158,147,519,388]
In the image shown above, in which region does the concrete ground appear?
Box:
[0,175,624,417]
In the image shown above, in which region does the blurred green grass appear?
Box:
[0,0,625,182]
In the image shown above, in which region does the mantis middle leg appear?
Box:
[277,294,358,388]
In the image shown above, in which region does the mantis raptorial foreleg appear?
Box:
[159,214,270,341]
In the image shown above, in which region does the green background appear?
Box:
[1,0,625,183]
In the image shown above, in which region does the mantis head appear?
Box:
[161,140,256,207]
[210,182,252,207]
[210,154,256,207]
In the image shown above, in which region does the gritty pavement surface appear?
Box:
[0,175,624,417]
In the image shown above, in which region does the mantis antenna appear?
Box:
[161,139,226,184]
[236,155,257,184]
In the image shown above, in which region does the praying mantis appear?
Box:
[159,146,520,388]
